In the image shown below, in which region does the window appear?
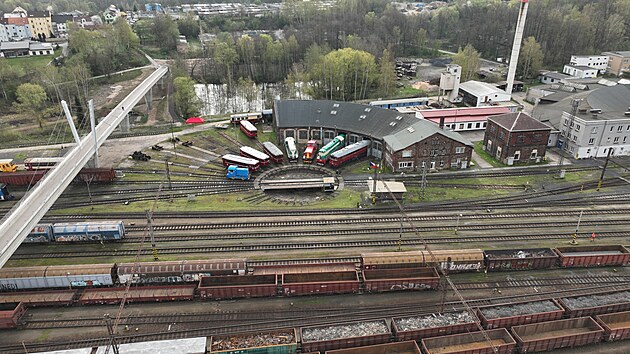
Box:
[459,123,464,130]
[575,124,581,131]
[455,147,465,154]
[517,135,525,144]
[624,136,628,143]
[476,122,481,129]
[592,127,598,134]
[285,130,294,138]
[398,161,413,169]
[402,150,412,158]
[499,131,505,140]
[483,122,487,128]
[618,126,623,132]
[572,134,577,142]
[514,151,520,160]
[588,138,595,145]
[614,137,620,143]
[467,123,472,129]
[439,160,445,167]
[490,125,496,132]
[530,150,538,159]
[430,149,437,156]
[298,130,308,140]
[533,134,542,142]
[311,130,321,140]
[610,126,614,132]
[563,119,568,126]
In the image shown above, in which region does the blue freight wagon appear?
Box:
[51,221,125,242]
[226,165,250,180]
[24,224,54,243]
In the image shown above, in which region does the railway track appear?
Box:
[12,231,630,259]
[7,283,630,354]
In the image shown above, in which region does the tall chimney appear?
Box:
[505,0,529,95]
[439,117,445,129]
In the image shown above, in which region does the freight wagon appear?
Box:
[117,259,247,284]
[0,264,115,291]
[0,168,116,186]
[23,221,125,243]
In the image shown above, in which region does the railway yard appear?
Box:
[0,119,630,354]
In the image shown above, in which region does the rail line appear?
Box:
[12,231,630,259]
[6,283,630,354]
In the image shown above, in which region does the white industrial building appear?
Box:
[458,81,511,107]
[563,65,598,79]
[569,55,609,74]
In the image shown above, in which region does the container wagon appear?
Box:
[284,137,298,162]
[329,140,370,168]
[239,146,270,166]
[316,135,345,165]
[262,141,284,164]
[221,154,260,172]
[51,221,125,242]
[239,120,257,138]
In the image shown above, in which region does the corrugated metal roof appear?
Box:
[489,112,552,132]
[458,80,504,97]
[587,84,630,113]
[0,41,29,50]
[383,120,473,151]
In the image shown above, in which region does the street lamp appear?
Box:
[455,213,463,234]
[571,210,583,244]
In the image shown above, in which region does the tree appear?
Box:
[0,60,25,101]
[453,44,480,82]
[518,37,544,81]
[14,83,48,129]
[173,76,202,119]
[378,48,397,97]
[153,15,179,51]
[212,39,239,90]
[177,15,200,39]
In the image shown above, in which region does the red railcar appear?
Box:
[240,120,257,138]
[0,168,116,186]
[303,140,318,164]
[329,140,370,168]
[221,154,261,172]
[262,141,284,164]
[240,146,270,166]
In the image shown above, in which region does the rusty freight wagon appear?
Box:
[0,302,26,329]
[559,290,630,317]
[555,245,630,267]
[207,329,297,354]
[363,267,440,292]
[595,310,630,342]
[79,285,195,305]
[361,249,484,272]
[392,311,477,342]
[511,317,604,352]
[477,299,565,329]
[421,328,516,354]
[300,319,391,353]
[0,290,76,307]
[282,271,359,296]
[484,248,559,271]
[326,340,421,354]
[197,275,277,300]
[117,259,247,284]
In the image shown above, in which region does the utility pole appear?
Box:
[104,314,120,354]
[571,210,583,245]
[420,163,428,200]
[146,210,159,261]
[597,148,613,191]
[557,99,581,178]
[165,160,173,202]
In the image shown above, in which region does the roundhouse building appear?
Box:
[273,100,473,172]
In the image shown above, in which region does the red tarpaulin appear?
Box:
[185,117,205,124]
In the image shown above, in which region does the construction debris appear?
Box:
[481,301,560,319]
[302,321,389,342]
[395,312,474,331]
[562,291,630,309]
[211,330,295,350]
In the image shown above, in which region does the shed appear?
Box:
[367,180,406,201]
[458,80,511,107]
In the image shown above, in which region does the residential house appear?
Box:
[457,80,511,107]
[602,51,630,77]
[27,11,52,40]
[569,55,608,74]
[484,112,552,165]
[557,85,630,159]
[562,65,598,79]
[51,15,73,38]
[0,24,8,42]
[0,16,31,41]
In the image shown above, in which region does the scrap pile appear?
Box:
[395,312,474,331]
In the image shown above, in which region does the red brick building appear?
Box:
[483,112,552,165]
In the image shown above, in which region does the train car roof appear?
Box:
[222,154,259,165]
[262,142,283,156]
[45,264,115,276]
[23,157,65,163]
[331,140,371,158]
[240,146,269,160]
[0,159,14,164]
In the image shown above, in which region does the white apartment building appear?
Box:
[570,55,609,73]
[562,65,598,79]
